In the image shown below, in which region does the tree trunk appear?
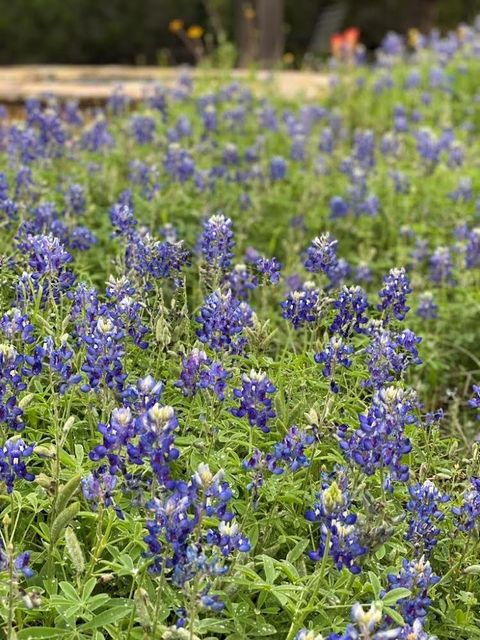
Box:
[235,1,257,66]
[256,0,284,68]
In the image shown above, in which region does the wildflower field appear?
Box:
[2,28,480,640]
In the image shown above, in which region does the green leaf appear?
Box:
[382,588,412,605]
[50,502,80,544]
[383,606,405,626]
[464,565,480,575]
[368,571,382,599]
[262,555,277,584]
[286,539,309,563]
[17,629,69,639]
[77,604,133,631]
[59,581,81,602]
[55,474,81,514]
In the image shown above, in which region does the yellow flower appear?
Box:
[169,19,184,33]
[283,52,295,64]
[186,25,204,40]
[408,28,420,48]
[244,5,256,20]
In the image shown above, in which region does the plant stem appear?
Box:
[285,529,331,640]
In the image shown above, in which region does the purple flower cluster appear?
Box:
[306,474,367,574]
[304,233,339,277]
[144,463,250,611]
[469,384,480,419]
[386,557,439,624]
[231,370,276,433]
[0,437,35,493]
[330,286,369,337]
[405,480,449,555]
[364,326,422,389]
[196,290,253,354]
[281,281,320,329]
[339,387,417,486]
[199,214,235,270]
[377,267,412,322]
[175,348,230,400]
[315,337,354,393]
[451,477,480,532]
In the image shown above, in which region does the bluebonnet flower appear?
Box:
[0,308,35,345]
[89,406,134,473]
[330,196,350,218]
[122,374,164,412]
[63,99,83,126]
[364,326,422,389]
[201,104,217,133]
[416,292,438,320]
[269,156,287,181]
[69,226,97,251]
[109,194,137,237]
[107,86,130,115]
[130,115,156,145]
[304,233,338,275]
[255,256,282,284]
[196,289,253,354]
[126,232,190,284]
[175,349,230,400]
[386,557,439,624]
[144,463,249,610]
[330,286,369,336]
[0,544,34,578]
[280,281,320,329]
[129,160,159,200]
[0,437,35,493]
[199,214,235,270]
[105,276,149,349]
[339,387,417,486]
[82,469,122,517]
[244,427,314,483]
[231,370,276,433]
[469,385,480,419]
[80,118,114,152]
[452,477,480,532]
[43,335,82,394]
[146,84,168,119]
[449,176,472,202]
[224,264,258,300]
[465,228,480,269]
[405,480,449,555]
[80,315,126,393]
[315,337,354,393]
[164,143,195,183]
[377,267,411,322]
[306,474,367,574]
[14,166,34,201]
[16,234,75,307]
[355,264,373,284]
[429,247,455,286]
[127,404,179,485]
[65,183,86,215]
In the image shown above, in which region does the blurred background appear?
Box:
[0,0,479,67]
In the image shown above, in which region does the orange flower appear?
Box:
[186,25,204,40]
[344,27,360,48]
[330,33,344,58]
[169,19,184,33]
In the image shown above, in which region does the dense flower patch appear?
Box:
[1,22,480,640]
